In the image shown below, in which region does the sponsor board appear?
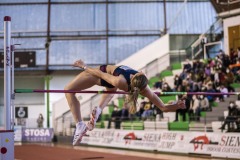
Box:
[189,132,240,159]
[82,129,240,159]
[13,127,54,142]
[22,128,54,142]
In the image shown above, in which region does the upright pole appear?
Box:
[4,16,11,130]
[45,76,51,128]
[106,0,109,64]
[11,43,15,130]
[163,0,167,34]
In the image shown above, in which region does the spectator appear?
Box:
[219,101,239,132]
[215,56,223,69]
[225,67,235,92]
[196,70,205,83]
[183,59,192,72]
[136,98,145,120]
[120,104,129,121]
[215,86,221,102]
[174,74,182,88]
[220,51,231,69]
[219,84,228,101]
[213,67,220,83]
[214,79,221,89]
[37,113,44,128]
[229,48,236,63]
[189,95,200,121]
[208,58,215,68]
[233,48,238,64]
[172,85,178,92]
[205,83,216,107]
[203,76,212,87]
[153,79,163,89]
[175,94,190,122]
[198,95,210,111]
[205,65,211,77]
[180,69,188,80]
[153,104,163,120]
[225,67,234,82]
[162,82,172,92]
[185,74,194,87]
[107,106,121,129]
[192,82,200,92]
[141,98,154,120]
[192,59,204,74]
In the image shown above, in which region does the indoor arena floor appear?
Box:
[14,143,224,160]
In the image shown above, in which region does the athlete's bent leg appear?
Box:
[87,87,116,131]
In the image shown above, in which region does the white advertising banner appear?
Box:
[188,132,240,159]
[0,131,14,160]
[82,129,240,159]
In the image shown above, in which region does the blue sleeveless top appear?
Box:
[99,65,138,89]
[113,65,138,85]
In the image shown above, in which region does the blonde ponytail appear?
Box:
[127,72,148,114]
[127,87,139,114]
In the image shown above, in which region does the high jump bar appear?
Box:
[14,89,240,96]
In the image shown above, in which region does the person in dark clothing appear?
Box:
[153,79,163,89]
[175,94,190,122]
[174,74,182,88]
[205,83,215,111]
[219,101,240,132]
[183,59,192,73]
[107,106,121,129]
[119,105,129,121]
[136,99,145,119]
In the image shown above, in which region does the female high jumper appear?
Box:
[65,59,186,145]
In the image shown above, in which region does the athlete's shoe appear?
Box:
[87,106,101,131]
[72,122,87,146]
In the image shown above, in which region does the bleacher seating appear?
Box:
[122,121,144,130]
[168,122,189,131]
[143,121,169,130]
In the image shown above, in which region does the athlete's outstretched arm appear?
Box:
[140,86,185,112]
